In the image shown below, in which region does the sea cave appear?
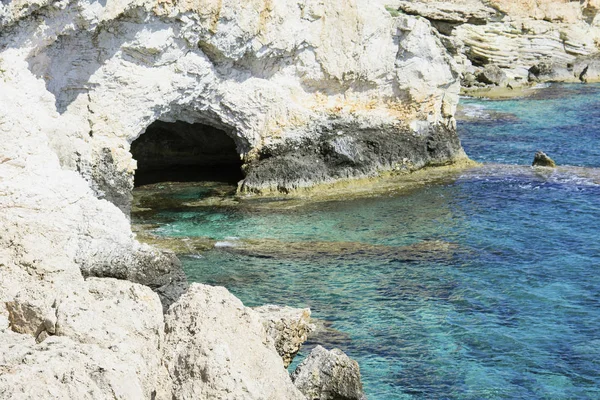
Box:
[131,120,244,186]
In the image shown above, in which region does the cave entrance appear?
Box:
[131,120,244,186]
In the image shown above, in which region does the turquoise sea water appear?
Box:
[134,83,600,399]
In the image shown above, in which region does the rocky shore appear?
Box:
[0,0,455,397]
[385,0,600,96]
[2,0,598,398]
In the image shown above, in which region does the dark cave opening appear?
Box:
[131,120,244,187]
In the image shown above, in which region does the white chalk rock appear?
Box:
[163,284,306,400]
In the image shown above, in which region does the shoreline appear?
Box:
[237,156,479,202]
[132,156,480,213]
[4,0,600,398]
[132,160,600,255]
[460,79,600,100]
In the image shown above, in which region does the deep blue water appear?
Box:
[134,83,600,399]
[459,83,600,166]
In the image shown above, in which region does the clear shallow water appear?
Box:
[134,83,600,399]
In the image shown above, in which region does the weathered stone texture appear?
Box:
[253,304,314,368]
[0,1,470,398]
[292,345,366,400]
[162,284,306,400]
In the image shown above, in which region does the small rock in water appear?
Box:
[532,151,556,167]
[579,65,589,83]
[291,345,366,400]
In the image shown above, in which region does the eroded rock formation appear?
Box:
[162,284,306,400]
[292,345,366,400]
[4,0,596,397]
[1,1,461,397]
[386,0,600,90]
[2,0,465,211]
[254,304,314,368]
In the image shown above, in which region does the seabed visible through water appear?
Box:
[133,83,600,399]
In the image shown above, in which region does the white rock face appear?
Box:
[385,0,600,84]
[453,18,599,80]
[253,304,314,368]
[0,1,464,398]
[1,0,463,209]
[162,284,306,400]
[0,20,175,399]
[0,334,148,399]
[292,345,366,400]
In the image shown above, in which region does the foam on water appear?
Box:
[133,83,600,399]
[214,241,238,248]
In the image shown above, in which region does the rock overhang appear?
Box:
[1,0,463,212]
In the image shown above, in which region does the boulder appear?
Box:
[292,345,366,400]
[528,61,572,83]
[162,284,306,400]
[528,62,555,82]
[253,304,314,368]
[461,72,478,87]
[532,151,557,167]
[476,65,508,86]
[0,279,168,399]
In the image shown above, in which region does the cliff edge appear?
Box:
[385,0,600,92]
[0,0,465,398]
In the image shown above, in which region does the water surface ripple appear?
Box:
[134,83,600,399]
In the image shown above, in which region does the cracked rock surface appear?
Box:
[0,0,471,398]
[292,345,366,400]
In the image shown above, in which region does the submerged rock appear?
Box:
[292,345,366,400]
[224,238,461,262]
[532,151,557,167]
[253,305,314,368]
[306,319,354,351]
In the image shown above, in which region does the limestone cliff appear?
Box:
[0,0,462,398]
[2,0,465,210]
[386,0,600,88]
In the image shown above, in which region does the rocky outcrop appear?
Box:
[476,65,508,86]
[2,0,465,211]
[394,0,497,34]
[241,123,464,193]
[0,334,158,399]
[0,0,471,398]
[386,0,600,90]
[0,60,177,397]
[532,151,557,167]
[162,284,306,400]
[1,277,167,399]
[253,304,314,368]
[292,345,366,400]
